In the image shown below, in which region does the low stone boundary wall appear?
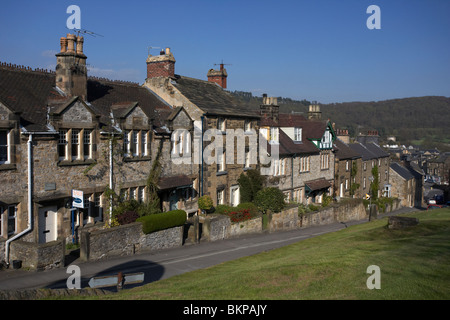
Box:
[274,199,369,230]
[200,214,263,242]
[9,239,65,271]
[80,222,183,262]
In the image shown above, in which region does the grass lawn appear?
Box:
[61,208,450,300]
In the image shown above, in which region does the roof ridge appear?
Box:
[0,61,55,75]
[88,76,141,87]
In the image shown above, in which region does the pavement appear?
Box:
[0,206,419,292]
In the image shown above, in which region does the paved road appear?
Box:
[0,207,418,291]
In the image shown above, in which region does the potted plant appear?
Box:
[198,195,213,214]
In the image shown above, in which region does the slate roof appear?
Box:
[390,162,414,180]
[171,75,258,118]
[0,65,173,132]
[348,141,388,161]
[0,67,61,131]
[364,142,389,158]
[305,178,331,191]
[87,79,172,129]
[157,175,192,190]
[334,138,361,160]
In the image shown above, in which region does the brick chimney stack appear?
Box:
[55,34,88,100]
[146,47,176,79]
[207,63,228,89]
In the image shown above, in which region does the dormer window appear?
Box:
[124,130,149,158]
[294,127,302,142]
[58,129,95,162]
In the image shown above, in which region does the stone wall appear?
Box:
[229,216,262,237]
[80,222,184,262]
[268,206,300,232]
[9,239,65,271]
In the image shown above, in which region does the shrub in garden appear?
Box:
[227,209,252,223]
[254,187,286,214]
[215,204,234,215]
[116,210,140,225]
[198,195,213,212]
[237,202,259,217]
[137,210,187,234]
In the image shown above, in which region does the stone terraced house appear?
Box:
[260,101,337,205]
[0,35,197,265]
[144,49,260,207]
[0,35,402,269]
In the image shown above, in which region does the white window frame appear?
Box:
[218,118,226,132]
[244,120,251,132]
[132,131,139,157]
[270,127,279,144]
[71,129,80,160]
[294,127,302,142]
[217,189,224,205]
[124,130,131,157]
[0,130,11,164]
[217,150,226,172]
[83,129,92,160]
[0,206,3,237]
[8,205,17,236]
[141,131,148,156]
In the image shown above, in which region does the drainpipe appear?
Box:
[200,115,205,196]
[109,134,113,224]
[5,134,34,267]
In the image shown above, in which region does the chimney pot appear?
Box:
[76,36,84,55]
[66,34,76,54]
[60,37,68,53]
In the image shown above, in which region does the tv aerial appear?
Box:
[148,46,161,55]
[68,27,104,38]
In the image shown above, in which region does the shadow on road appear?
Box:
[45,259,165,292]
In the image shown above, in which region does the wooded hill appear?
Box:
[231,92,450,151]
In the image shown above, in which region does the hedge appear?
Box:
[137,210,187,234]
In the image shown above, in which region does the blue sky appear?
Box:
[1,0,449,103]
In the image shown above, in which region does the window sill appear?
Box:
[58,159,97,167]
[123,156,151,162]
[0,163,16,171]
[216,171,228,176]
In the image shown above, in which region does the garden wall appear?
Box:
[80,222,184,262]
[9,239,65,271]
[200,214,263,242]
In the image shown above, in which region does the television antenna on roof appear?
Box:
[214,60,232,67]
[148,46,161,55]
[69,28,104,38]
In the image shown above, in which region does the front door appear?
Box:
[230,185,240,207]
[169,190,178,211]
[38,206,57,244]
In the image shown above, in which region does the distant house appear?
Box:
[424,153,450,184]
[348,141,391,198]
[390,162,416,207]
[333,138,362,199]
[260,101,336,205]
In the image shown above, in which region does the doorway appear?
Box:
[38,206,57,244]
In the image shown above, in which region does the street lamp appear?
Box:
[369,176,374,221]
